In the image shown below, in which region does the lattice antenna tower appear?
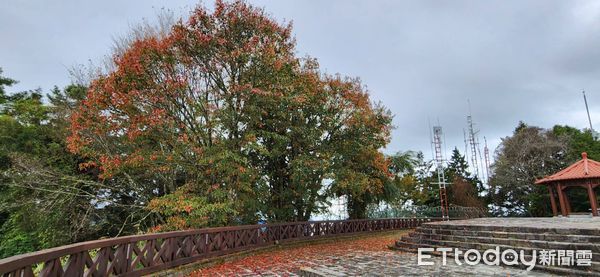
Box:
[463,128,469,160]
[476,136,486,183]
[483,137,492,190]
[467,101,482,180]
[431,126,450,220]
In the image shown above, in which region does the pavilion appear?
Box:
[535,152,600,217]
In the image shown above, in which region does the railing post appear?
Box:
[315,222,321,236]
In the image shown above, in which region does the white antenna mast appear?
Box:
[484,137,491,188]
[583,90,598,140]
[463,128,469,158]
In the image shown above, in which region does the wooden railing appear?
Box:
[0,217,445,277]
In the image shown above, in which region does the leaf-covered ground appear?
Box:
[189,230,409,276]
[187,229,553,277]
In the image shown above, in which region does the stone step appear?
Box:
[392,240,600,276]
[401,235,600,262]
[421,222,600,236]
[408,232,600,253]
[413,235,600,260]
[413,227,600,243]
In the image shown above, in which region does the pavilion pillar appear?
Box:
[557,183,568,216]
[564,189,572,214]
[588,183,598,216]
[548,185,558,216]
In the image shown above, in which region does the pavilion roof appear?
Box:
[535,152,600,184]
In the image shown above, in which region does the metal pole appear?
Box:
[583,90,594,133]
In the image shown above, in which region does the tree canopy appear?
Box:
[486,122,600,216]
[67,0,393,229]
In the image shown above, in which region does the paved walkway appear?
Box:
[188,230,552,276]
[296,251,550,276]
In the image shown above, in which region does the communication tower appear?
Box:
[467,114,481,179]
[483,137,491,186]
[432,126,450,220]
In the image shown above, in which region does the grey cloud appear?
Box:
[1,0,599,160]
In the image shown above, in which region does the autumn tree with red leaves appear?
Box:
[68,0,393,230]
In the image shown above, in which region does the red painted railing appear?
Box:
[0,218,445,277]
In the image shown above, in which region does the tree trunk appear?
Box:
[347,195,367,219]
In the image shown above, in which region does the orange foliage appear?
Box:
[67,0,393,226]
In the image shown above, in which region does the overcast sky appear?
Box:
[2,0,599,163]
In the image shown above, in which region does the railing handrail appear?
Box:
[0,217,451,276]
